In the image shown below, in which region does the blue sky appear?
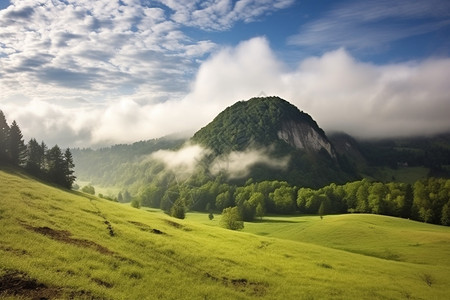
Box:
[0,0,449,147]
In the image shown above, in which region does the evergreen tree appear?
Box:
[0,110,9,162]
[46,145,66,186]
[8,120,26,166]
[25,139,44,175]
[123,190,132,202]
[40,141,48,170]
[63,148,76,189]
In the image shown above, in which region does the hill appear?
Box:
[191,96,355,186]
[2,166,450,299]
[192,97,331,155]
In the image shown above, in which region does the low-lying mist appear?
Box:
[210,148,290,179]
[150,142,290,181]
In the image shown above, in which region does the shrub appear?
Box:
[81,185,95,195]
[220,207,244,230]
[130,199,140,209]
[170,200,186,219]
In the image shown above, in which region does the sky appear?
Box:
[1,0,450,148]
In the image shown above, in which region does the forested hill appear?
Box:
[192,96,328,154]
[190,96,352,186]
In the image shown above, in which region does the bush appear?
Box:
[130,199,140,209]
[81,184,95,195]
[170,200,186,219]
[220,207,244,230]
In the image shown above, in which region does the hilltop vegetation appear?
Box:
[1,167,450,299]
[192,97,327,153]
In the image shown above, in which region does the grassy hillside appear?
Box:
[1,167,450,299]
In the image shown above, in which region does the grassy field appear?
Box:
[1,166,450,299]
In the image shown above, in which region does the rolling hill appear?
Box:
[1,166,450,299]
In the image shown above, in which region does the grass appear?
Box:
[1,166,450,299]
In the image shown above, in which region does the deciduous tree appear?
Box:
[220,206,244,230]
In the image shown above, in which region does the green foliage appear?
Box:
[0,110,9,161]
[220,206,244,230]
[318,201,325,218]
[170,199,186,219]
[296,177,450,226]
[269,185,296,214]
[8,120,27,166]
[81,184,95,195]
[130,198,140,209]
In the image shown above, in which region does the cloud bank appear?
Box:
[150,143,290,180]
[2,36,450,147]
[186,37,450,139]
[150,144,211,180]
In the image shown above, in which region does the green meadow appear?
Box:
[1,167,450,299]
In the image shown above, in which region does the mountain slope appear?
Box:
[192,96,352,186]
[1,166,450,299]
[192,96,334,156]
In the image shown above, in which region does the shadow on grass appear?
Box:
[254,218,303,224]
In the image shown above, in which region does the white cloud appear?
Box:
[158,0,294,30]
[0,0,214,103]
[2,37,450,148]
[210,148,290,179]
[150,143,211,179]
[185,37,450,139]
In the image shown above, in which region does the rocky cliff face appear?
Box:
[277,120,336,158]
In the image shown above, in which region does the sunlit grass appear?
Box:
[1,166,450,299]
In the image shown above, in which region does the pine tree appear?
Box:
[25,139,44,175]
[8,120,26,166]
[117,192,124,203]
[0,110,10,162]
[63,148,76,189]
[40,141,48,171]
[46,145,65,186]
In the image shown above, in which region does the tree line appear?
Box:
[0,110,76,189]
[136,171,450,226]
